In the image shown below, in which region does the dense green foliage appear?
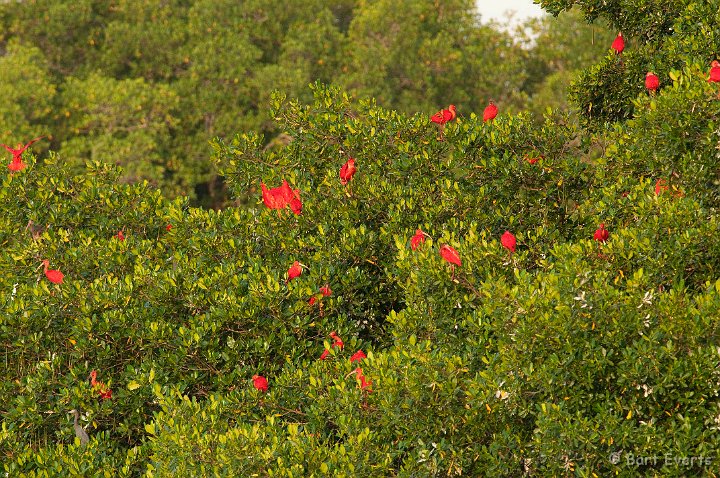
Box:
[2,1,720,477]
[0,0,609,206]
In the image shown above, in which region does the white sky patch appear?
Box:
[476,0,546,24]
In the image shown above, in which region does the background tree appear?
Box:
[0,0,610,206]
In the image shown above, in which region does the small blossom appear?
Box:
[116,230,125,241]
[319,349,330,360]
[166,224,173,231]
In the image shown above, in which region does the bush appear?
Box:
[3,2,720,475]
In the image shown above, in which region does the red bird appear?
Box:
[288,193,302,215]
[410,229,427,251]
[166,224,173,231]
[309,284,332,306]
[287,261,302,282]
[261,180,302,214]
[350,367,372,392]
[594,223,610,243]
[501,231,517,253]
[3,136,43,161]
[116,230,125,241]
[611,33,625,54]
[654,179,669,196]
[329,331,344,349]
[89,370,112,400]
[350,350,367,363]
[440,244,461,267]
[261,181,288,210]
[319,331,344,360]
[357,371,372,391]
[430,105,457,125]
[483,102,498,122]
[252,375,268,392]
[645,72,659,92]
[340,158,357,186]
[42,260,64,284]
[7,157,26,172]
[709,60,720,83]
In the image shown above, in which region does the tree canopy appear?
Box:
[2,1,720,476]
[0,0,609,206]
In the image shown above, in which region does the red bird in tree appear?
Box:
[594,223,610,243]
[350,350,367,363]
[261,181,288,210]
[340,158,357,186]
[288,188,302,215]
[116,230,125,241]
[410,229,427,251]
[440,244,461,268]
[708,60,720,83]
[260,180,301,214]
[329,331,344,349]
[483,102,498,122]
[431,105,457,125]
[4,137,43,172]
[348,367,372,392]
[287,261,302,282]
[501,231,517,253]
[319,331,344,360]
[3,136,43,160]
[309,284,332,306]
[8,157,26,172]
[525,153,543,165]
[611,33,624,54]
[645,72,659,93]
[89,370,112,400]
[41,260,64,284]
[654,179,669,196]
[252,375,268,392]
